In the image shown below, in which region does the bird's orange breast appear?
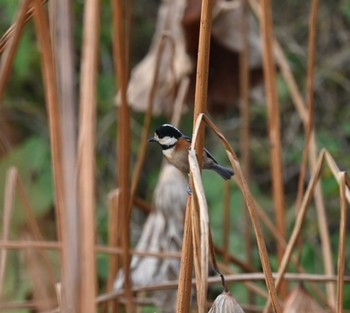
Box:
[164,137,191,173]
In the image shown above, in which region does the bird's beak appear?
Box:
[148,137,156,143]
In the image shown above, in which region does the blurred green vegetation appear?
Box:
[1,0,350,310]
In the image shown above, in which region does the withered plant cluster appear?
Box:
[0,0,349,313]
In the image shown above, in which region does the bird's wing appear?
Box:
[182,135,192,143]
[182,135,218,164]
[204,147,218,164]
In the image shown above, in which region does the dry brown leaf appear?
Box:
[283,285,326,313]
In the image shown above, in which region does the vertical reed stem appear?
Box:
[77,0,100,311]
[239,0,254,303]
[176,198,194,313]
[32,0,75,310]
[0,168,17,298]
[112,0,134,311]
[49,0,79,311]
[260,0,286,291]
[336,172,347,313]
[192,0,213,311]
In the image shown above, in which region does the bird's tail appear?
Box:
[211,163,234,180]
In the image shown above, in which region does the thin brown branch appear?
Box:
[0,240,182,259]
[97,272,350,304]
[3,273,350,312]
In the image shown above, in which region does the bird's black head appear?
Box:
[155,124,182,139]
[148,124,182,149]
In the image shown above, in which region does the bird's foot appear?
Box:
[186,184,192,196]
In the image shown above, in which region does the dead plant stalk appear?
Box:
[176,0,213,312]
[194,114,282,312]
[260,0,286,280]
[112,0,134,311]
[77,0,100,311]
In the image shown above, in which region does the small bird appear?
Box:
[148,124,234,180]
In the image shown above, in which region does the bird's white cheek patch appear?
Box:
[158,136,177,146]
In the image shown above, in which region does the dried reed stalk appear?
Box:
[260,0,286,276]
[195,114,282,312]
[249,1,334,305]
[222,182,230,265]
[0,0,48,55]
[294,0,320,280]
[176,197,194,313]
[96,271,350,304]
[336,172,347,313]
[189,150,210,312]
[177,0,213,312]
[112,0,133,311]
[263,150,325,313]
[0,239,184,259]
[191,0,213,311]
[106,190,120,312]
[238,0,254,303]
[9,170,57,308]
[171,77,189,127]
[3,271,348,309]
[32,2,77,310]
[324,151,350,203]
[129,34,173,203]
[49,0,79,311]
[0,0,31,102]
[77,0,100,311]
[22,232,56,311]
[296,0,319,214]
[0,168,17,298]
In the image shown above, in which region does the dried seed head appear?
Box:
[208,291,245,313]
[283,285,326,313]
